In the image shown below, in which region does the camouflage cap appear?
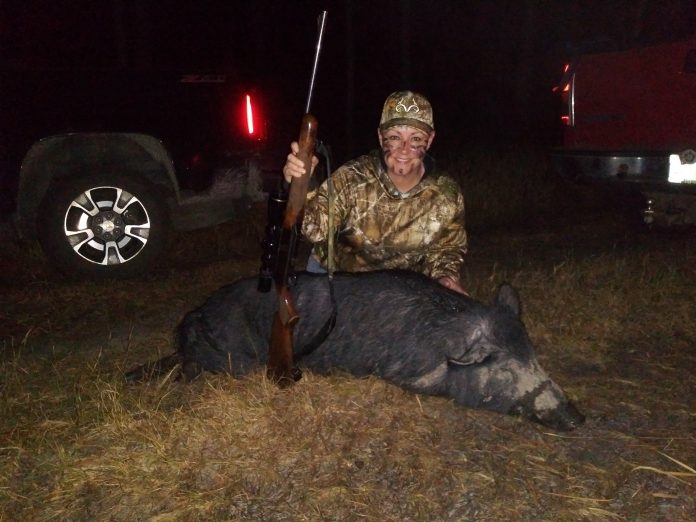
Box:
[379,91,434,134]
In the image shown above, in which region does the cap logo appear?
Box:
[396,97,420,114]
[380,91,433,132]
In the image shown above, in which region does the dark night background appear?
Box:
[2,0,695,165]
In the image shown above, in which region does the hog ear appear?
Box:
[495,283,521,317]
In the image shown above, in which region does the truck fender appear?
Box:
[16,132,179,239]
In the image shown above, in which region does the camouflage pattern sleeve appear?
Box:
[422,179,468,281]
[300,165,351,244]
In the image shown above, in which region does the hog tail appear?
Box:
[124,353,182,383]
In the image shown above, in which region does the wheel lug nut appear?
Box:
[95,216,103,223]
[103,232,112,240]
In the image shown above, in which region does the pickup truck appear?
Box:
[549,36,696,226]
[1,69,284,277]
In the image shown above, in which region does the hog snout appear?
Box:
[510,380,586,431]
[520,400,585,431]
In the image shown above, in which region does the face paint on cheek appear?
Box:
[412,144,427,159]
[381,139,397,156]
[382,142,399,172]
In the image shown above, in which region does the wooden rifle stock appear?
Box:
[266,114,318,386]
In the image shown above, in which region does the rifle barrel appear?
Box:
[305,11,328,114]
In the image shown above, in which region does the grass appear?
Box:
[1,146,694,520]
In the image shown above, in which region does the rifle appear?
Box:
[264,11,327,387]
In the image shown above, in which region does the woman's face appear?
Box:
[378,125,435,183]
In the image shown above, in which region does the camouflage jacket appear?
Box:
[302,150,467,281]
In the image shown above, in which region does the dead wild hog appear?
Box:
[127,270,584,431]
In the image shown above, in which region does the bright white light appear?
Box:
[668,154,696,184]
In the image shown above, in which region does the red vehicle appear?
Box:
[550,36,696,226]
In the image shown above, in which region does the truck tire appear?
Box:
[38,173,170,279]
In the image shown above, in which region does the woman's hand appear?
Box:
[282,141,320,183]
[438,276,468,295]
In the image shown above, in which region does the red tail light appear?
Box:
[243,93,267,140]
[245,94,255,135]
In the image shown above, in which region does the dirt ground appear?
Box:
[1,204,694,521]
